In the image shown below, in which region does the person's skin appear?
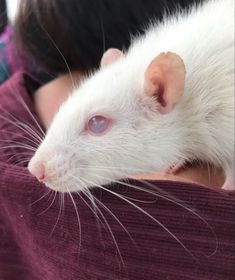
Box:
[33,73,225,189]
[33,72,81,129]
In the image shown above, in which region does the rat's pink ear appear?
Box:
[144,52,186,114]
[101,48,124,67]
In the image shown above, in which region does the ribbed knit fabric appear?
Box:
[0,73,234,280]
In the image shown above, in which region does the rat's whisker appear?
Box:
[12,159,31,166]
[3,85,45,139]
[77,191,104,227]
[93,173,218,257]
[0,145,37,152]
[72,168,156,204]
[30,189,52,206]
[0,113,43,144]
[62,192,65,218]
[1,150,31,158]
[0,104,44,138]
[73,177,126,268]
[76,190,106,239]
[79,175,196,259]
[47,189,56,202]
[66,187,82,252]
[38,191,57,216]
[99,17,106,54]
[0,139,38,149]
[18,122,44,144]
[134,178,219,257]
[5,152,31,166]
[37,22,76,91]
[93,195,137,248]
[82,187,104,230]
[0,130,41,147]
[75,179,108,250]
[73,175,135,244]
[51,192,63,235]
[72,165,144,172]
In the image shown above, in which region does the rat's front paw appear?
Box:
[165,160,186,175]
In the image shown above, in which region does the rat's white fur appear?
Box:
[29,0,234,192]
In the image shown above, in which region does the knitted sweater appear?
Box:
[0,72,234,280]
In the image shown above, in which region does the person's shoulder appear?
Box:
[0,72,26,111]
[0,71,42,165]
[0,71,40,95]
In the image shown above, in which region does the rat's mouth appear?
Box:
[43,180,76,193]
[42,173,88,193]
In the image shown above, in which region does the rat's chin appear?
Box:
[43,180,87,193]
[43,173,116,193]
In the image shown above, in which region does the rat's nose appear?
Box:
[28,162,46,182]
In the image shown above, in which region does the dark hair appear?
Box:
[0,0,7,33]
[15,0,202,74]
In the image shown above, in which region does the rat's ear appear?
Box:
[144,52,186,114]
[101,48,124,67]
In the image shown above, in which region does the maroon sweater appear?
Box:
[0,73,234,280]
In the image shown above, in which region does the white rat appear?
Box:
[28,0,234,192]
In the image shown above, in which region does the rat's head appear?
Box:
[28,49,185,192]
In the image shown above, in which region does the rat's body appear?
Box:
[29,0,234,192]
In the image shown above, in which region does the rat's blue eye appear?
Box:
[87,115,112,135]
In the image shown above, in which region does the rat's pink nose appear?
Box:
[29,162,46,182]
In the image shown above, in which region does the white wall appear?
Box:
[6,0,20,23]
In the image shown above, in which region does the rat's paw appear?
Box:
[165,160,186,175]
[222,177,235,191]
[222,167,235,191]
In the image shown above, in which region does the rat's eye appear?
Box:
[87,115,112,135]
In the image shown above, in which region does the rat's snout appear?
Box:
[28,161,46,182]
[27,147,75,192]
